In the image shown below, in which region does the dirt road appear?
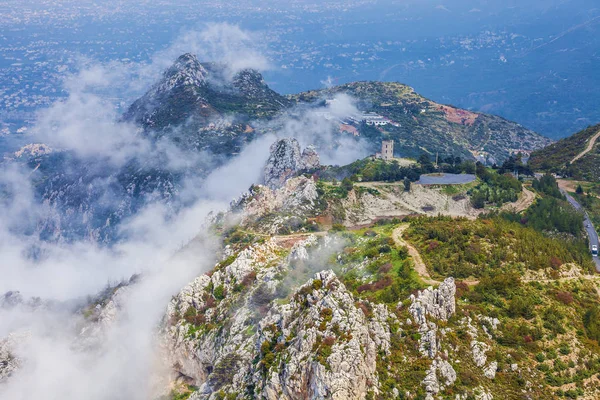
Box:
[392,224,440,286]
[501,187,536,213]
[572,129,600,163]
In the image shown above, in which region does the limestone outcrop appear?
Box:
[263,138,320,189]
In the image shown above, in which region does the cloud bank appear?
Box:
[0,22,369,400]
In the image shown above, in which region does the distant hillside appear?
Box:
[288,81,552,162]
[124,56,551,164]
[529,124,600,180]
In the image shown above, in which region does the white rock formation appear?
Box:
[162,234,398,400]
[484,361,498,379]
[301,145,320,170]
[263,138,320,189]
[409,277,456,325]
[239,176,318,228]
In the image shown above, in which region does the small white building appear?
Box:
[350,112,390,126]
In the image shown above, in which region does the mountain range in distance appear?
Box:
[123,53,551,163]
[2,52,573,245]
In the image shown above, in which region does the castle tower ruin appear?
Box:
[381,140,394,161]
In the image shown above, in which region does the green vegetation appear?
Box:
[469,164,522,208]
[532,174,564,199]
[529,124,600,180]
[335,228,426,304]
[495,153,533,176]
[318,158,421,183]
[405,216,594,279]
[584,306,600,343]
[170,385,198,400]
[502,197,583,237]
[498,174,584,237]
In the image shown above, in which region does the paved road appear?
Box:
[418,173,476,185]
[561,189,600,271]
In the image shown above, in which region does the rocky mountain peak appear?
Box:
[231,68,271,99]
[263,138,320,189]
[157,53,209,93]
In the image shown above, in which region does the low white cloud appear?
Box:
[0,21,372,400]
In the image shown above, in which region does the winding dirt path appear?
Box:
[501,187,536,213]
[572,129,600,163]
[392,224,480,286]
[392,224,440,286]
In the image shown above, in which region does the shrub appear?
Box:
[397,246,409,260]
[583,306,600,342]
[323,336,336,346]
[508,295,536,319]
[550,256,562,269]
[241,271,257,287]
[356,301,373,318]
[183,307,206,326]
[320,308,333,322]
[213,285,226,300]
[555,291,574,305]
[543,308,566,334]
[378,263,393,274]
[331,223,346,232]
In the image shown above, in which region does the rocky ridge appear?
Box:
[161,235,399,399]
[263,138,320,189]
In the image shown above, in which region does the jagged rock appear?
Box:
[484,361,498,379]
[419,322,440,359]
[233,176,319,234]
[163,234,397,400]
[289,234,318,261]
[423,364,440,397]
[263,138,320,189]
[301,145,320,170]
[408,277,456,325]
[258,270,393,400]
[423,357,457,398]
[408,278,456,360]
[471,340,489,367]
[479,315,500,339]
[125,53,289,130]
[475,387,494,400]
[263,138,303,189]
[0,291,24,308]
[438,359,457,386]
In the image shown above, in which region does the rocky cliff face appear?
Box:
[263,138,320,189]
[162,236,398,400]
[160,228,519,400]
[233,176,320,235]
